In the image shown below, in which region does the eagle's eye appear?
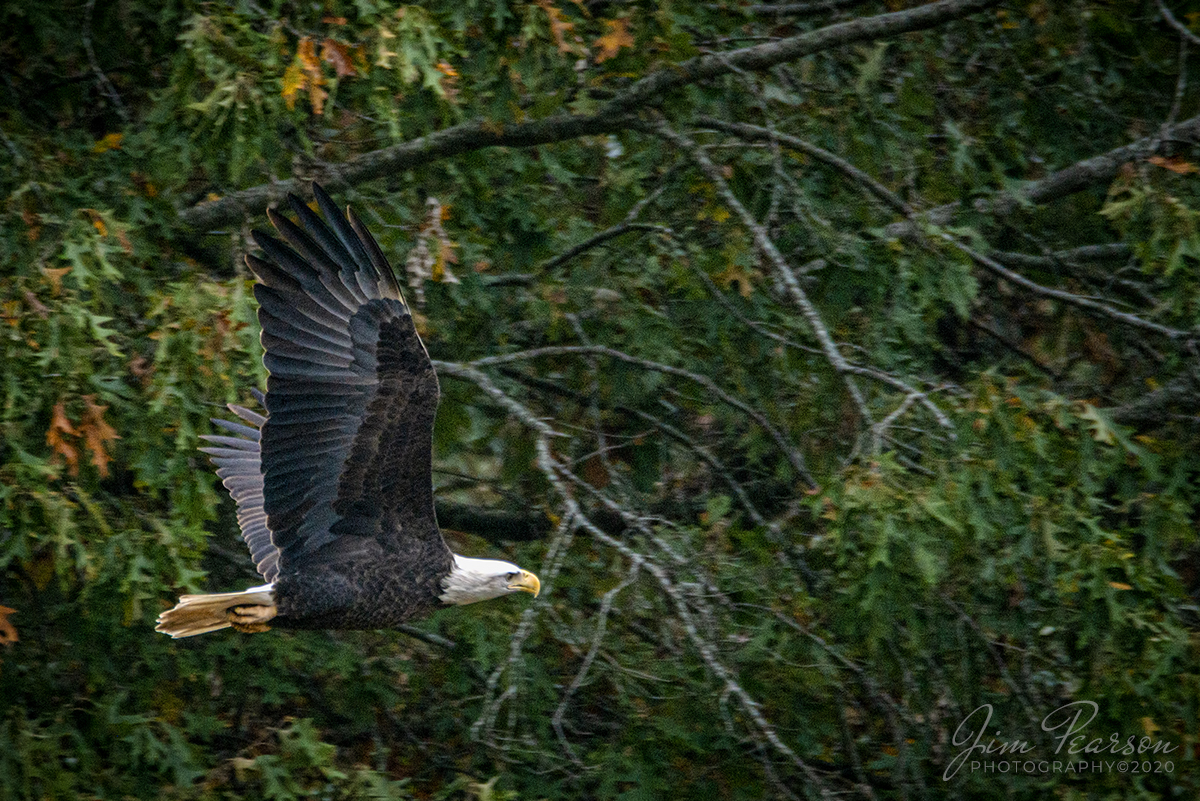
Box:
[505,572,517,581]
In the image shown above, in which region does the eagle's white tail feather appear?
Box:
[155,584,275,638]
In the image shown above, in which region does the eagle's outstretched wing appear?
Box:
[201,184,451,579]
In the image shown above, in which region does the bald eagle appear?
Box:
[156,184,540,638]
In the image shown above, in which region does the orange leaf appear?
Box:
[0,606,17,645]
[594,18,633,64]
[308,83,328,115]
[321,38,357,78]
[297,37,322,75]
[536,0,577,54]
[85,209,108,237]
[46,401,81,476]
[80,395,120,478]
[1147,155,1199,175]
[1109,581,1133,591]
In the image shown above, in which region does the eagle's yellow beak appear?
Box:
[508,569,541,597]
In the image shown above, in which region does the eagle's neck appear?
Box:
[438,554,520,606]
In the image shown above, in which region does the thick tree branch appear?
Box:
[180,0,999,232]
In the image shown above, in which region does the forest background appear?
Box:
[2,0,1199,798]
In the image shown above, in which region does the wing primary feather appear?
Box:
[348,207,403,302]
[267,207,345,283]
[312,183,374,277]
[199,433,258,449]
[228,404,266,428]
[245,253,301,292]
[288,194,374,305]
[287,193,355,269]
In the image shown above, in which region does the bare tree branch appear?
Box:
[696,116,914,216]
[1158,0,1200,48]
[703,116,1193,343]
[467,346,814,486]
[656,121,963,449]
[942,234,1192,340]
[744,0,871,17]
[886,112,1200,237]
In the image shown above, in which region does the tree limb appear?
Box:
[886,112,1200,237]
[180,0,1000,232]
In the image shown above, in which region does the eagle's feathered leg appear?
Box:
[229,604,276,633]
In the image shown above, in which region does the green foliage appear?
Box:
[3,0,1200,799]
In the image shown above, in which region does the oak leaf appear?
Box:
[536,0,579,54]
[321,38,357,78]
[282,37,329,114]
[1147,155,1199,175]
[81,395,120,477]
[594,18,633,64]
[0,606,16,645]
[46,401,81,475]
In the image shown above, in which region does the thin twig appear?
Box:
[82,0,130,124]
[464,346,815,486]
[1158,0,1200,48]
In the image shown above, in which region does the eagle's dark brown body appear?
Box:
[272,536,452,629]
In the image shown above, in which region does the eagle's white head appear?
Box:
[439,554,541,606]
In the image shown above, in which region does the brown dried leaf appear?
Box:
[1147,155,1199,175]
[0,606,17,645]
[46,401,80,476]
[321,38,357,78]
[80,395,120,477]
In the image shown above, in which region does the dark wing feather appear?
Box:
[244,184,451,577]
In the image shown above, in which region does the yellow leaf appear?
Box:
[282,62,305,109]
[1109,581,1132,591]
[92,132,124,153]
[42,266,71,296]
[594,18,633,64]
[282,37,329,114]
